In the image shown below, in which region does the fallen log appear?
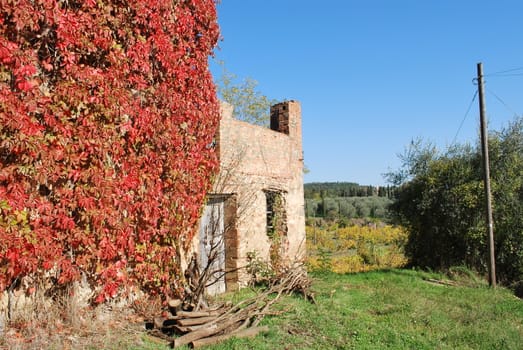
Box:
[173,324,205,334]
[423,278,459,287]
[168,299,183,315]
[171,324,218,348]
[154,317,166,330]
[176,316,217,327]
[176,310,221,318]
[190,326,270,349]
[172,309,252,348]
[165,315,183,320]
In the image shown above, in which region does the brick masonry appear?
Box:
[208,100,306,289]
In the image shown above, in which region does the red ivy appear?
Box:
[0,0,220,301]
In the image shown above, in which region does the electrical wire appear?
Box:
[484,66,523,77]
[451,90,478,146]
[486,73,523,77]
[486,88,520,118]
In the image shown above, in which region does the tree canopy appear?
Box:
[304,182,395,221]
[214,62,276,126]
[387,117,523,285]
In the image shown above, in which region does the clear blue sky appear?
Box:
[209,1,523,186]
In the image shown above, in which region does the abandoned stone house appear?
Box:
[195,100,306,294]
[0,101,305,321]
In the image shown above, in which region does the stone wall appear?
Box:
[212,100,306,288]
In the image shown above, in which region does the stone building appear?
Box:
[0,101,305,321]
[196,100,306,294]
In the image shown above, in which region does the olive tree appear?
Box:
[387,117,523,285]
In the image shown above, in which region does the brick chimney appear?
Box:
[270,100,301,141]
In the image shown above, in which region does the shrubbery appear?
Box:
[388,117,523,286]
[306,221,408,273]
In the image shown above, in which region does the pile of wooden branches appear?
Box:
[148,266,314,348]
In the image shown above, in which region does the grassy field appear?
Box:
[4,268,520,349]
[136,268,523,350]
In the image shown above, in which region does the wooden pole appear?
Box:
[477,62,496,287]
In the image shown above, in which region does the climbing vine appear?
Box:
[0,0,220,301]
[266,191,287,271]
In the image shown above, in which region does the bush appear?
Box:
[306,223,408,273]
[388,118,523,285]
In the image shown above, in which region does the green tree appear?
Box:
[488,118,523,284]
[387,117,523,285]
[214,61,276,126]
[388,144,484,270]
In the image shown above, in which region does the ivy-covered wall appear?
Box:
[0,0,220,302]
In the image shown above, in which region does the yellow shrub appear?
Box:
[331,255,364,274]
[306,223,409,273]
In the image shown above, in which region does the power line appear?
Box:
[484,66,523,77]
[451,90,478,146]
[485,73,523,77]
[486,88,520,118]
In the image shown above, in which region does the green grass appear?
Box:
[141,269,523,350]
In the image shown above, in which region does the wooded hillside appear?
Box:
[304,182,396,220]
[304,182,396,199]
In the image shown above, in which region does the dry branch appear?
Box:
[423,278,459,287]
[147,265,313,348]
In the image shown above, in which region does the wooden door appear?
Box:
[199,197,226,295]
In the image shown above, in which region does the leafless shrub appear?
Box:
[1,280,146,349]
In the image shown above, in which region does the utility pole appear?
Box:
[477,62,496,287]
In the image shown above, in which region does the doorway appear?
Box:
[199,196,226,295]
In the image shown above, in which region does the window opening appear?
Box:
[265,190,287,237]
